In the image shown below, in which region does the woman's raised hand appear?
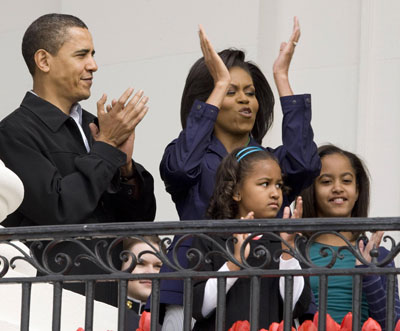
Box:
[273,16,301,97]
[198,24,231,108]
[199,24,231,86]
[273,16,300,78]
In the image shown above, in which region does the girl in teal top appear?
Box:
[301,144,399,330]
[309,242,369,323]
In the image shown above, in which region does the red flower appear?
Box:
[268,322,280,331]
[298,320,317,331]
[361,318,382,331]
[136,311,151,331]
[228,320,250,331]
[76,329,84,331]
[277,320,296,331]
[313,312,340,331]
[396,319,400,331]
[340,312,352,331]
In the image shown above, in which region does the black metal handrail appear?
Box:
[0,217,399,331]
[1,217,400,240]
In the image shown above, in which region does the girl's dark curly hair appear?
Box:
[180,49,275,144]
[301,144,370,240]
[206,147,281,220]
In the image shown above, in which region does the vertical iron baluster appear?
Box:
[183,278,193,331]
[386,274,395,331]
[118,279,128,331]
[52,282,62,331]
[150,279,160,331]
[318,275,328,331]
[352,274,362,331]
[215,277,226,331]
[283,275,294,331]
[84,280,95,331]
[20,282,31,331]
[249,276,260,331]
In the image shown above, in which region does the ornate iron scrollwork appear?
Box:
[0,229,399,278]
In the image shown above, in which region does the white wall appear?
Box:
[0,0,399,220]
[356,0,400,218]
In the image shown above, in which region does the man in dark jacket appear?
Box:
[0,13,156,306]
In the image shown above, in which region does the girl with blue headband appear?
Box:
[191,147,310,330]
[158,18,320,329]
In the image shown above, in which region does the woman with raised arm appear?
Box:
[158,18,320,330]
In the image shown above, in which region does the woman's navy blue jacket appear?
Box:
[157,94,321,307]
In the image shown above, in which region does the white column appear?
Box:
[356,0,400,218]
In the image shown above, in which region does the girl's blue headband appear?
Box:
[235,146,264,162]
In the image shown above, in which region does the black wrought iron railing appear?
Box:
[0,217,399,331]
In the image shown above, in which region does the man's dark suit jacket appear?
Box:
[0,92,156,305]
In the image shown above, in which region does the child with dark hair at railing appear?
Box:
[157,17,320,330]
[301,144,400,330]
[190,147,311,330]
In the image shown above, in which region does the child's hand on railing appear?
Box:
[356,231,384,265]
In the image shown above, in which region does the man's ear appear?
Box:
[232,190,241,202]
[34,49,51,73]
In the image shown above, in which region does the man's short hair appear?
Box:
[22,13,88,76]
